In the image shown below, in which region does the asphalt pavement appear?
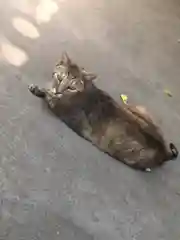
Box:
[0,0,180,239]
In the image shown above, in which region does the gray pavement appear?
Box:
[0,0,180,239]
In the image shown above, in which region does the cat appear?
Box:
[28,52,178,171]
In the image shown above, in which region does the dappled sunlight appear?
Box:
[11,0,35,15]
[1,38,28,66]
[35,0,58,24]
[1,0,60,68]
[12,17,40,39]
[11,0,60,24]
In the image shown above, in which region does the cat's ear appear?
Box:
[82,69,97,81]
[61,52,71,65]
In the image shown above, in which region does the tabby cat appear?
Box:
[28,53,178,171]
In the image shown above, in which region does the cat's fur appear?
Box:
[28,53,178,171]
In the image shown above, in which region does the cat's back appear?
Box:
[81,87,168,169]
[81,85,121,120]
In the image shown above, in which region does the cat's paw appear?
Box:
[28,84,39,95]
[29,84,36,92]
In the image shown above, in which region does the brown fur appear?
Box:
[28,53,178,171]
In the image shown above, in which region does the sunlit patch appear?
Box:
[1,40,28,66]
[12,17,40,39]
[11,0,36,16]
[35,0,58,24]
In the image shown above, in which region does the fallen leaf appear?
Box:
[164,89,173,97]
[120,94,128,104]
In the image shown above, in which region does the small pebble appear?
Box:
[44,168,51,173]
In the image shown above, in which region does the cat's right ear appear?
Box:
[61,52,71,65]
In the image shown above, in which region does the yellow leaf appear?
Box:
[120,94,128,104]
[164,89,172,97]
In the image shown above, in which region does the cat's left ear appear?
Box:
[82,69,97,81]
[55,52,71,67]
[61,52,71,65]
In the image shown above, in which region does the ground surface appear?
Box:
[0,0,180,239]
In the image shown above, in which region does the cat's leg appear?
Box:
[126,105,154,123]
[126,104,165,143]
[51,73,60,94]
[29,84,61,109]
[29,84,62,99]
[28,84,46,98]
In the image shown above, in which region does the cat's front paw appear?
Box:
[28,84,39,95]
[28,84,37,92]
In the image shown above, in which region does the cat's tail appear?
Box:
[169,143,179,160]
[28,84,46,98]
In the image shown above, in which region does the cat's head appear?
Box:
[52,52,96,94]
